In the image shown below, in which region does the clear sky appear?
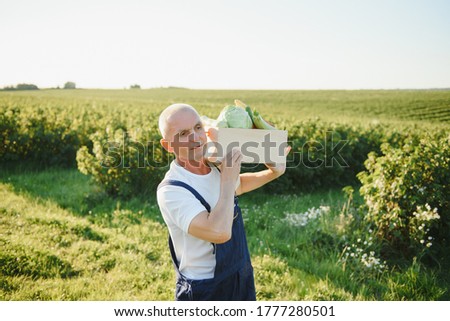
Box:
[1,0,449,90]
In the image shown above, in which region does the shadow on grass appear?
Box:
[0,162,164,225]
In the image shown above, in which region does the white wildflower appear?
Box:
[283,206,330,227]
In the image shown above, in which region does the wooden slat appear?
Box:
[210,128,288,164]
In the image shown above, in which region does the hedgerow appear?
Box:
[1,97,447,198]
[357,134,450,261]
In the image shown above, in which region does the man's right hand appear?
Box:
[221,147,242,185]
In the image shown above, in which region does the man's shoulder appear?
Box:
[157,179,191,196]
[157,170,197,203]
[157,161,220,200]
[161,161,220,184]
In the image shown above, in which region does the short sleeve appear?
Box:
[157,186,208,234]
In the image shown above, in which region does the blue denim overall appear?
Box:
[158,179,256,301]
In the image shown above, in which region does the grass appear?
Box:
[0,166,173,300]
[1,165,448,300]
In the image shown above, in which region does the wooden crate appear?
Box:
[207,128,288,164]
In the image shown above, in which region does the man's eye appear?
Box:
[180,131,187,136]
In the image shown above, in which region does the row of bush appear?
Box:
[1,107,85,166]
[0,102,158,167]
[75,120,391,197]
[1,101,449,264]
[1,103,446,195]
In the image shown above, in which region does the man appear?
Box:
[156,103,288,300]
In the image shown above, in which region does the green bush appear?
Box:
[253,121,415,194]
[0,106,82,166]
[76,123,172,198]
[357,134,450,261]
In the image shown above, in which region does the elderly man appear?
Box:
[157,103,288,300]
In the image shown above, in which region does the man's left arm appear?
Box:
[236,146,290,195]
[235,144,291,196]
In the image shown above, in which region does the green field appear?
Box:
[2,88,450,125]
[1,89,449,300]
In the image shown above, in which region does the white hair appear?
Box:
[158,103,197,139]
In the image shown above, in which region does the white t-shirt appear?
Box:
[157,160,239,280]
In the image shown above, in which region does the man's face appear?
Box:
[166,109,207,165]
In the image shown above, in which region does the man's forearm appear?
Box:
[238,170,279,194]
[207,181,236,242]
[187,182,236,244]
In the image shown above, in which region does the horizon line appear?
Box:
[1,85,450,92]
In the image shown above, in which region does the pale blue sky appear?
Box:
[1,0,449,89]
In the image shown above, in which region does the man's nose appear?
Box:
[190,131,200,141]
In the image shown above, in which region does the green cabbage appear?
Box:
[200,115,229,128]
[216,120,228,128]
[217,105,253,129]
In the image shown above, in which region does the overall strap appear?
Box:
[158,179,211,213]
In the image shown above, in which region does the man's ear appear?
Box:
[160,138,174,153]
